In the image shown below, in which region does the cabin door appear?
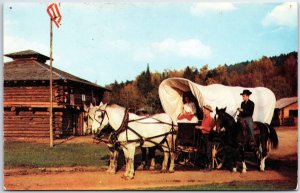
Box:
[74,111,85,136]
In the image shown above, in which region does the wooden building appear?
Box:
[274,97,298,126]
[4,50,109,139]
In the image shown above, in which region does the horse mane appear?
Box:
[222,111,240,131]
[107,104,144,119]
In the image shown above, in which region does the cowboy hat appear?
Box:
[240,89,252,96]
[203,104,213,112]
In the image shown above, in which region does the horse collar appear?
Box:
[115,108,130,135]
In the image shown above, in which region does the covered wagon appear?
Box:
[159,77,276,124]
[158,78,276,168]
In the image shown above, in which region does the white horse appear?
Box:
[83,103,96,135]
[91,103,177,180]
[86,103,120,174]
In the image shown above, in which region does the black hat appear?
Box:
[240,89,252,96]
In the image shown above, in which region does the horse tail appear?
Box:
[265,123,279,149]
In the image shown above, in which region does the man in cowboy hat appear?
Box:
[195,104,215,169]
[238,89,256,146]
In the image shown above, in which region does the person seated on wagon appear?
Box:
[195,104,215,168]
[177,93,198,123]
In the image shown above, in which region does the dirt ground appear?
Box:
[4,126,298,190]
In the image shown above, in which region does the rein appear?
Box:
[232,109,239,119]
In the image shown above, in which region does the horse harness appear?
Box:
[95,108,177,152]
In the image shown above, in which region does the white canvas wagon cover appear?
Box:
[158,78,276,124]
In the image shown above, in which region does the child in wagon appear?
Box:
[177,93,198,123]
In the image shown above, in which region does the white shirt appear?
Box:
[177,102,198,123]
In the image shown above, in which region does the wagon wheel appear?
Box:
[211,140,225,169]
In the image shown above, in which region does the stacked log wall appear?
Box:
[4,108,79,138]
[4,82,66,108]
[4,80,105,138]
[4,109,62,138]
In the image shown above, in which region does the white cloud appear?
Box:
[151,38,212,59]
[4,36,48,58]
[191,3,236,16]
[262,2,297,27]
[117,38,212,62]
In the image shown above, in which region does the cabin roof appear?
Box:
[5,50,50,63]
[4,50,109,91]
[275,97,298,109]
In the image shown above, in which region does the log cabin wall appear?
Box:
[67,81,104,107]
[4,80,106,138]
[4,50,109,139]
[4,108,63,138]
[4,80,62,108]
[4,80,65,138]
[4,107,83,138]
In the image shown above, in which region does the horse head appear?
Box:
[83,103,97,131]
[214,107,228,132]
[91,103,109,135]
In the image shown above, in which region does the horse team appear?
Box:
[83,100,278,180]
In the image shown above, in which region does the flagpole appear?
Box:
[49,18,53,147]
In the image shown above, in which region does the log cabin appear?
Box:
[4,50,110,139]
[275,97,298,126]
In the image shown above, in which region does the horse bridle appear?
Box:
[94,109,109,133]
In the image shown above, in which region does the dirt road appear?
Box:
[4,127,298,190]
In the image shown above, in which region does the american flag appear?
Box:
[47,3,62,28]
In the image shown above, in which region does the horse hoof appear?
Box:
[149,166,155,171]
[168,169,175,173]
[242,169,247,173]
[126,177,134,180]
[232,168,237,173]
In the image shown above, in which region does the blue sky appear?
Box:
[3,2,298,86]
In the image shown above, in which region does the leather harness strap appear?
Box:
[97,108,177,153]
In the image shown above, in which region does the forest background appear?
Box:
[104,51,297,114]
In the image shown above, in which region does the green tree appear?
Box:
[246,56,275,87]
[136,64,154,97]
[283,54,297,96]
[199,64,209,85]
[183,66,194,81]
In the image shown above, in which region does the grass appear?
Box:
[143,180,297,191]
[4,141,110,168]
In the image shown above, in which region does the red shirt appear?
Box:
[200,114,215,134]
